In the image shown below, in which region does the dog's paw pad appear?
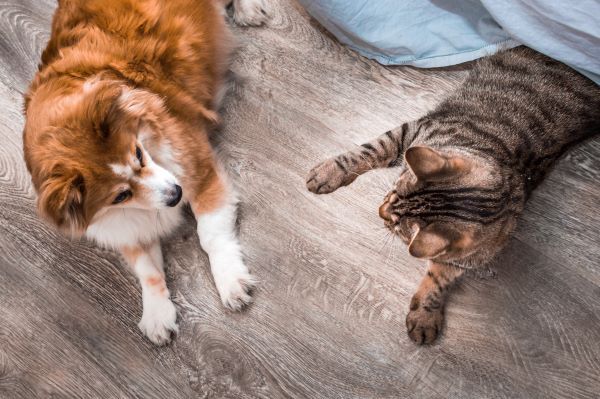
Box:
[217,271,257,311]
[138,298,179,346]
[233,0,271,26]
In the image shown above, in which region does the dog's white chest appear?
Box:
[85,206,183,248]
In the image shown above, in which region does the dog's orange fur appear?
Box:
[22,0,266,345]
[23,0,233,232]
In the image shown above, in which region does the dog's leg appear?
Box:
[120,242,178,345]
[191,169,256,311]
[224,0,271,26]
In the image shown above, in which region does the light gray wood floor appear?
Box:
[1,1,599,398]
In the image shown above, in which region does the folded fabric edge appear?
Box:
[344,39,522,68]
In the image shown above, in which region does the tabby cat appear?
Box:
[306,47,600,345]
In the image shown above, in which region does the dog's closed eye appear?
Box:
[135,146,144,167]
[113,189,132,204]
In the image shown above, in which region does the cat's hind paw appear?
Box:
[306,158,356,194]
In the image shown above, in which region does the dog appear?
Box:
[23,0,269,345]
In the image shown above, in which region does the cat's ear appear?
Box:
[408,223,454,259]
[404,146,468,182]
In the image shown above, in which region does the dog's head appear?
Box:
[24,79,182,236]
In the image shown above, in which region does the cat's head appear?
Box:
[380,146,519,267]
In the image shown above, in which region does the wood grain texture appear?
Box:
[0,0,599,398]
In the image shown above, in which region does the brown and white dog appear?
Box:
[23,0,269,345]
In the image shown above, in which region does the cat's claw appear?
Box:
[306,158,356,194]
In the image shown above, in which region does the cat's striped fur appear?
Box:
[306,47,600,345]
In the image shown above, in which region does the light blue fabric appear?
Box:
[298,0,600,84]
[481,0,600,84]
[298,0,520,67]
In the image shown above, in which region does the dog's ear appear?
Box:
[87,84,123,140]
[37,167,87,235]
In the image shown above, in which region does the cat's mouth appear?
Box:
[394,225,411,244]
[380,204,410,244]
[381,212,417,245]
[380,192,410,243]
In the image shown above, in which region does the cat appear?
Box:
[306,47,600,345]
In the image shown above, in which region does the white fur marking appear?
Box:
[153,143,184,178]
[196,186,256,310]
[139,130,184,178]
[129,245,178,345]
[233,0,270,26]
[118,89,147,114]
[134,156,180,208]
[86,206,182,248]
[110,163,134,179]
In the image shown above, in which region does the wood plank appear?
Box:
[0,0,598,398]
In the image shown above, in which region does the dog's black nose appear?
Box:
[166,184,182,207]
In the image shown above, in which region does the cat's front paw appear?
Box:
[406,307,444,345]
[306,158,355,194]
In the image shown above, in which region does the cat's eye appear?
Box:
[135,146,144,166]
[112,189,132,204]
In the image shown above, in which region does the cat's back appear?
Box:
[428,46,600,157]
[464,47,599,133]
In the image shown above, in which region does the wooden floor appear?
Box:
[1,1,599,398]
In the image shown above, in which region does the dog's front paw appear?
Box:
[406,306,444,345]
[215,266,257,311]
[306,157,355,194]
[233,0,270,26]
[138,298,179,346]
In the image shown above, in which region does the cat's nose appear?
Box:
[379,193,398,222]
[379,201,392,221]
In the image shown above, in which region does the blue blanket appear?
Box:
[298,0,600,84]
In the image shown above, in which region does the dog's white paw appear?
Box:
[233,0,270,26]
[215,266,257,311]
[138,298,178,346]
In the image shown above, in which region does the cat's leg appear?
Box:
[307,122,414,194]
[406,261,464,345]
[219,0,271,26]
[120,242,178,345]
[191,167,256,311]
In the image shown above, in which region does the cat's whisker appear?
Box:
[376,236,389,254]
[377,230,396,256]
[384,237,400,267]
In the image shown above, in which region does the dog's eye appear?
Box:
[135,146,144,166]
[112,190,132,204]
